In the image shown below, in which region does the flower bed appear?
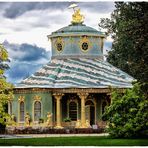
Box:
[5,127,105,134]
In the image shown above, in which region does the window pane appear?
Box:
[34,101,41,121]
[69,102,77,121]
[20,102,24,121]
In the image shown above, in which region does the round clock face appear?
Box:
[82,42,89,51]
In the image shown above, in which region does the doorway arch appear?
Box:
[85,100,95,125]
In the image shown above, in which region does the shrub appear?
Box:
[64,118,71,122]
[103,83,148,138]
[39,118,44,124]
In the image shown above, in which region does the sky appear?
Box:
[0,1,114,84]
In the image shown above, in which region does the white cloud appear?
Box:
[0,2,115,83]
[0,7,113,51]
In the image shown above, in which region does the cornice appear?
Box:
[13,87,125,94]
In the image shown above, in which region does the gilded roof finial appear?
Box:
[68,4,84,24]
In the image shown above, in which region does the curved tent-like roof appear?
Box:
[16,8,134,90]
[18,58,133,89]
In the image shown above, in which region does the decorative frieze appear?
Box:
[14,87,125,94]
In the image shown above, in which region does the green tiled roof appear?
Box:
[54,24,100,33]
[18,58,133,88]
[49,23,105,37]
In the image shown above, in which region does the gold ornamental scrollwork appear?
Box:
[79,36,92,52]
[18,96,25,102]
[53,93,64,100]
[33,95,41,101]
[54,37,65,52]
[77,93,89,99]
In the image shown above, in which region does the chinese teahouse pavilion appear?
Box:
[8,6,133,129]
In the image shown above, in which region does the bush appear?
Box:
[64,118,71,122]
[103,83,148,138]
[39,118,44,124]
[0,123,6,134]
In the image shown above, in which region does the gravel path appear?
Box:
[0,133,109,139]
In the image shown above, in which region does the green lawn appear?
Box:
[0,136,148,146]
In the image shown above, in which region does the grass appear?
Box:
[0,136,148,146]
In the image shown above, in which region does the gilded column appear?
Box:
[53,93,64,128]
[78,93,88,128]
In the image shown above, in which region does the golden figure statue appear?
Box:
[86,119,91,128]
[75,119,81,128]
[25,112,30,126]
[46,112,52,127]
[72,8,84,24]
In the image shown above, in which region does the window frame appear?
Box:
[33,100,42,122]
[19,101,25,122]
[67,100,78,121]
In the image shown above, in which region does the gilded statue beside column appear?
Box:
[86,119,91,128]
[75,119,81,128]
[46,112,52,127]
[25,112,30,126]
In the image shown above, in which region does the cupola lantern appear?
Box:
[48,4,106,60]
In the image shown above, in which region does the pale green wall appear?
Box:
[52,36,103,58]
[12,91,52,123]
[13,91,105,125]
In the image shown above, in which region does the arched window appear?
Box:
[102,101,107,115]
[69,101,77,121]
[20,101,24,122]
[34,101,41,121]
[85,100,94,106]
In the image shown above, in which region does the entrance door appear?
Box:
[90,106,95,125]
[85,100,95,125]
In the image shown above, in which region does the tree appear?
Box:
[103,83,148,138]
[99,2,148,95]
[99,2,148,138]
[0,44,13,127]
